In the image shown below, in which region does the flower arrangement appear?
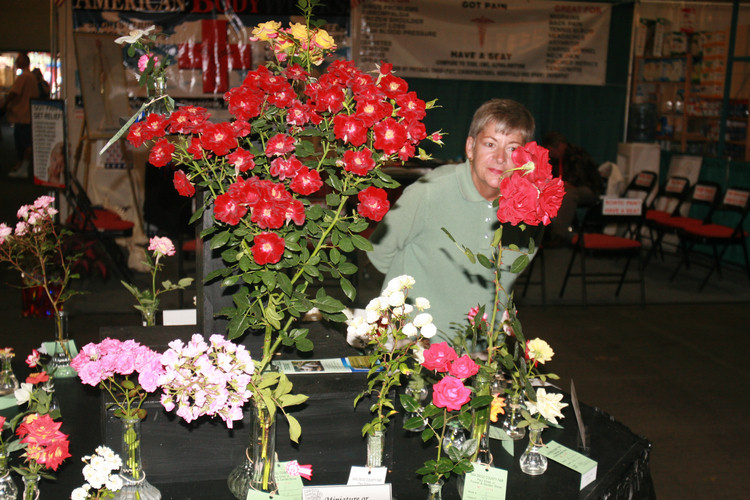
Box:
[70,446,124,500]
[158,333,256,427]
[111,0,440,453]
[0,195,81,360]
[120,235,193,326]
[400,341,490,486]
[13,413,71,499]
[70,338,164,420]
[348,275,435,464]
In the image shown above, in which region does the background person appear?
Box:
[368,98,539,342]
[1,53,39,178]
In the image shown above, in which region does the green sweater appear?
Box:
[369,161,529,343]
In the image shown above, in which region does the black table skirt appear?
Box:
[2,324,655,500]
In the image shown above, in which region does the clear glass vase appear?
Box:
[148,76,171,116]
[519,427,548,475]
[501,392,526,440]
[470,373,493,465]
[442,419,466,454]
[0,353,19,396]
[0,449,18,500]
[113,417,161,500]
[427,479,443,500]
[49,311,76,378]
[21,475,39,500]
[366,429,385,468]
[227,400,277,499]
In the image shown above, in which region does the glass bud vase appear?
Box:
[0,449,18,500]
[0,352,19,396]
[113,417,161,500]
[470,373,493,465]
[49,311,76,378]
[427,479,443,500]
[403,386,429,432]
[502,393,526,440]
[21,475,39,500]
[148,75,171,116]
[366,429,385,468]
[519,427,548,475]
[227,400,277,499]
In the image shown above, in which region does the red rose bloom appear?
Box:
[252,232,285,265]
[447,355,480,380]
[270,155,303,180]
[251,199,285,229]
[536,178,566,225]
[333,114,368,147]
[496,173,542,225]
[173,170,195,197]
[126,122,147,148]
[421,341,459,372]
[231,120,253,138]
[141,113,168,140]
[342,148,376,176]
[378,73,408,99]
[432,376,472,411]
[227,148,256,173]
[265,133,296,157]
[214,192,247,226]
[396,91,426,121]
[290,167,323,196]
[357,186,390,221]
[149,138,175,167]
[284,197,306,226]
[228,177,265,207]
[26,372,49,384]
[373,118,408,155]
[356,98,392,128]
[200,122,238,156]
[187,136,204,160]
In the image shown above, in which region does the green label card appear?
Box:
[245,462,303,500]
[539,440,598,489]
[489,425,515,456]
[461,464,508,500]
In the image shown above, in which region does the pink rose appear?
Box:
[448,354,480,379]
[432,376,472,411]
[421,342,458,373]
[148,236,176,257]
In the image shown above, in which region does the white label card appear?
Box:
[302,484,391,500]
[347,465,388,485]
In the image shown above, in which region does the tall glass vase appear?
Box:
[519,427,548,475]
[113,417,161,500]
[227,400,277,499]
[470,373,492,465]
[0,449,18,500]
[426,479,443,500]
[0,352,19,396]
[501,392,526,440]
[21,475,39,500]
[49,311,76,378]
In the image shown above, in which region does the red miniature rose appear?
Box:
[252,232,285,265]
[432,376,472,411]
[447,355,480,380]
[173,170,195,197]
[421,342,459,373]
[356,186,390,222]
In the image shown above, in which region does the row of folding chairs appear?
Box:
[523,170,750,305]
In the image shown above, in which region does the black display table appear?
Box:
[1,324,655,500]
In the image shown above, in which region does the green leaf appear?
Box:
[510,254,529,274]
[340,276,356,301]
[287,414,303,443]
[210,231,231,250]
[476,253,493,269]
[351,234,373,251]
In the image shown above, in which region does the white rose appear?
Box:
[415,297,430,310]
[420,323,437,339]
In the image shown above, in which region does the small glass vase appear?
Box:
[519,427,548,475]
[0,353,19,396]
[442,420,466,453]
[21,475,39,500]
[141,309,157,327]
[148,76,171,116]
[0,449,19,500]
[49,311,76,378]
[227,400,277,499]
[366,429,385,468]
[42,379,60,415]
[427,479,443,500]
[501,392,526,440]
[113,417,161,500]
[403,385,429,432]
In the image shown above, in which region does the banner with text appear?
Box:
[353,0,611,85]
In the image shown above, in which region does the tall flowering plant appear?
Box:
[348,275,436,444]
[115,0,441,447]
[0,196,80,360]
[120,235,193,326]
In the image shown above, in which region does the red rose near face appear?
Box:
[357,186,390,221]
[252,232,285,265]
[432,375,472,411]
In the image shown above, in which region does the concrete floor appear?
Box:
[2,120,750,499]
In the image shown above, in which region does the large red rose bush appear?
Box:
[119,6,441,445]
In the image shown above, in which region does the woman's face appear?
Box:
[465,122,525,201]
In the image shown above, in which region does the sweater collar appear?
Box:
[457,160,489,203]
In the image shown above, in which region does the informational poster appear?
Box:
[31,99,67,189]
[353,0,612,85]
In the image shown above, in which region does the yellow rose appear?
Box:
[288,22,310,43]
[526,338,554,364]
[312,29,336,50]
[252,21,281,41]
